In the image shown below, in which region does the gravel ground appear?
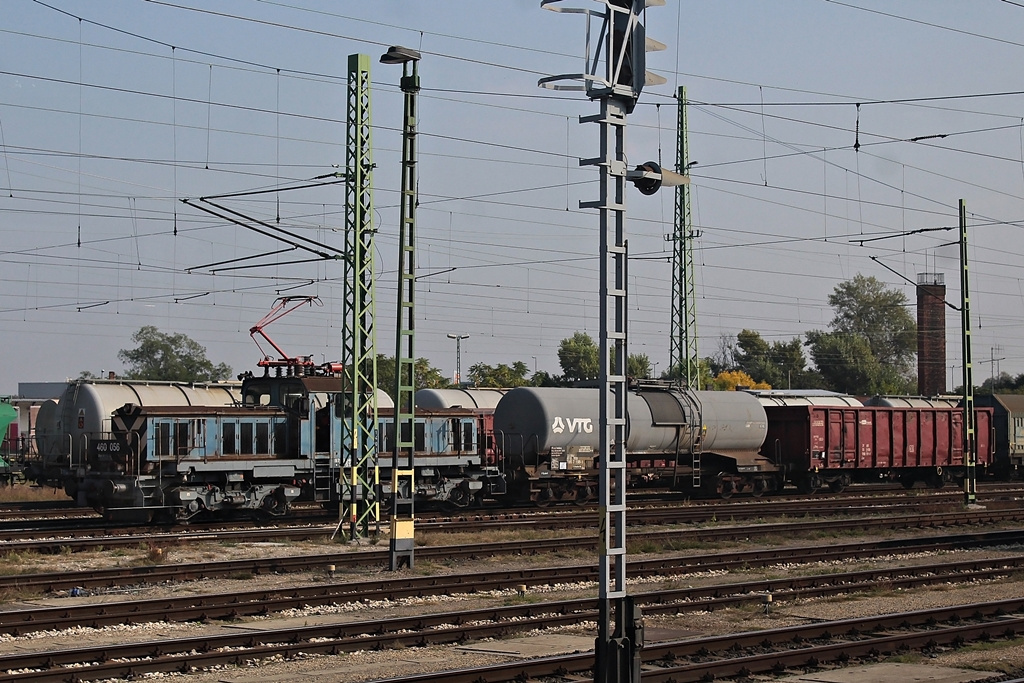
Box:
[2,527,1024,682]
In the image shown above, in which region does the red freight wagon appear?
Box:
[761,404,993,493]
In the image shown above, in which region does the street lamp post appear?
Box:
[381,44,421,571]
[447,333,469,385]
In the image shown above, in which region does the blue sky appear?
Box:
[2,1,1024,393]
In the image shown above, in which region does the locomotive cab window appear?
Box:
[283,393,308,414]
[448,418,475,454]
[240,422,254,455]
[256,422,270,454]
[315,406,331,453]
[383,422,425,452]
[243,383,273,407]
[155,422,172,457]
[222,422,236,455]
[451,418,463,452]
[154,419,202,458]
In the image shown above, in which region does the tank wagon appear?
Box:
[493,384,774,501]
[29,379,241,488]
[761,400,993,492]
[415,388,507,410]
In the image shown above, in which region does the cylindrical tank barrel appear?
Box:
[494,387,767,464]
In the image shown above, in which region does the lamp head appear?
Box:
[380,46,421,64]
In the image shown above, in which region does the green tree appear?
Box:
[735,329,823,389]
[467,361,531,388]
[118,326,232,382]
[558,332,599,382]
[805,275,917,395]
[665,358,715,389]
[529,370,564,387]
[976,371,1024,395]
[734,329,773,383]
[556,333,651,382]
[626,353,651,379]
[805,330,913,395]
[375,354,450,401]
[827,274,917,375]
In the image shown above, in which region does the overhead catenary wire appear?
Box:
[4,2,1024,375]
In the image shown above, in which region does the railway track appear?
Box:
[364,599,1024,683]
[3,493,1023,554]
[2,525,1022,595]
[2,531,1024,634]
[2,555,1024,681]
[0,480,1019,527]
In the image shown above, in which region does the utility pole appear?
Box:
[447,333,469,385]
[982,345,1005,390]
[669,86,700,389]
[341,53,379,541]
[959,199,977,506]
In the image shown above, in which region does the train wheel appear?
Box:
[751,478,768,498]
[828,474,850,493]
[717,475,735,499]
[572,484,592,506]
[446,486,471,508]
[535,487,557,507]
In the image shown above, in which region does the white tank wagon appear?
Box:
[492,386,773,501]
[415,388,508,410]
[29,379,241,487]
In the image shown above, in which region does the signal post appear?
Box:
[538,1,667,680]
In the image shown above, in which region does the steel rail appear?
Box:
[368,599,1024,683]
[2,548,1024,635]
[2,526,1024,594]
[3,589,1024,681]
[0,485,1017,537]
[4,505,1024,557]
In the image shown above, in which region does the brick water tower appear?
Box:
[917,272,946,395]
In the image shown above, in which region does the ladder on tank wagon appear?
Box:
[690,397,704,489]
[671,392,704,490]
